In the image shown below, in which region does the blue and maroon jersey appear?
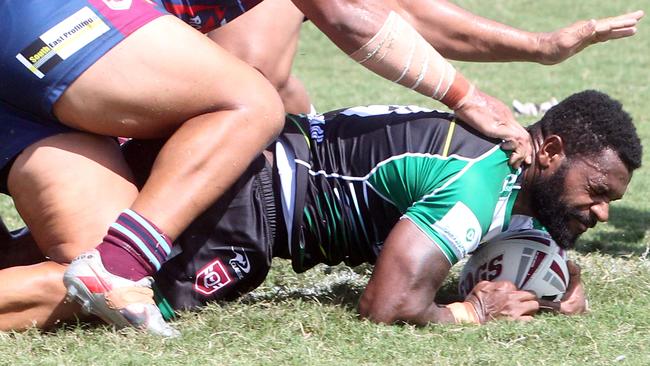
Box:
[156,0,263,33]
[0,0,166,169]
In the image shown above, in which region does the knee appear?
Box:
[250,56,292,94]
[233,47,290,90]
[242,62,299,115]
[44,244,84,263]
[234,78,286,142]
[271,71,294,98]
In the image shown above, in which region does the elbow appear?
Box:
[359,290,430,325]
[359,291,393,324]
[302,1,390,54]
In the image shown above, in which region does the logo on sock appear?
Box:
[194,258,232,296]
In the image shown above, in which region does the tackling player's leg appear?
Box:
[208,0,311,114]
[55,16,284,336]
[8,133,138,263]
[4,131,175,334]
[0,262,81,331]
[52,14,284,240]
[2,1,284,334]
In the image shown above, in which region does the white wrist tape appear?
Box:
[349,11,473,109]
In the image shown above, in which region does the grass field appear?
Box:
[2,1,650,364]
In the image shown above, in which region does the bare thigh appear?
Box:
[53,15,280,139]
[52,15,284,238]
[8,133,138,262]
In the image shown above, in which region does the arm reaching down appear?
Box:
[292,1,643,167]
[294,0,531,167]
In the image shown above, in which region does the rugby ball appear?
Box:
[458,229,569,302]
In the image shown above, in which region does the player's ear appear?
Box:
[537,135,566,169]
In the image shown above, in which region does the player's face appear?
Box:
[529,149,631,248]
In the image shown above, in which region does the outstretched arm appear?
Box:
[359,219,539,325]
[293,0,532,167]
[398,1,643,64]
[292,1,643,167]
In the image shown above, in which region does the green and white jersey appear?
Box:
[277,106,521,272]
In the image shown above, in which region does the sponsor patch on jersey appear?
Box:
[194,258,232,296]
[499,172,519,198]
[229,246,251,280]
[188,15,203,28]
[431,201,482,259]
[340,105,434,117]
[308,115,325,143]
[16,7,110,79]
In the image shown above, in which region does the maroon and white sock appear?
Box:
[96,209,172,281]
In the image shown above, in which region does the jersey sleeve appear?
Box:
[367,147,514,265]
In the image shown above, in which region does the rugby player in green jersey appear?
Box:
[0,90,641,330]
[3,0,643,336]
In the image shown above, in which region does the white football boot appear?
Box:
[63,250,179,337]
